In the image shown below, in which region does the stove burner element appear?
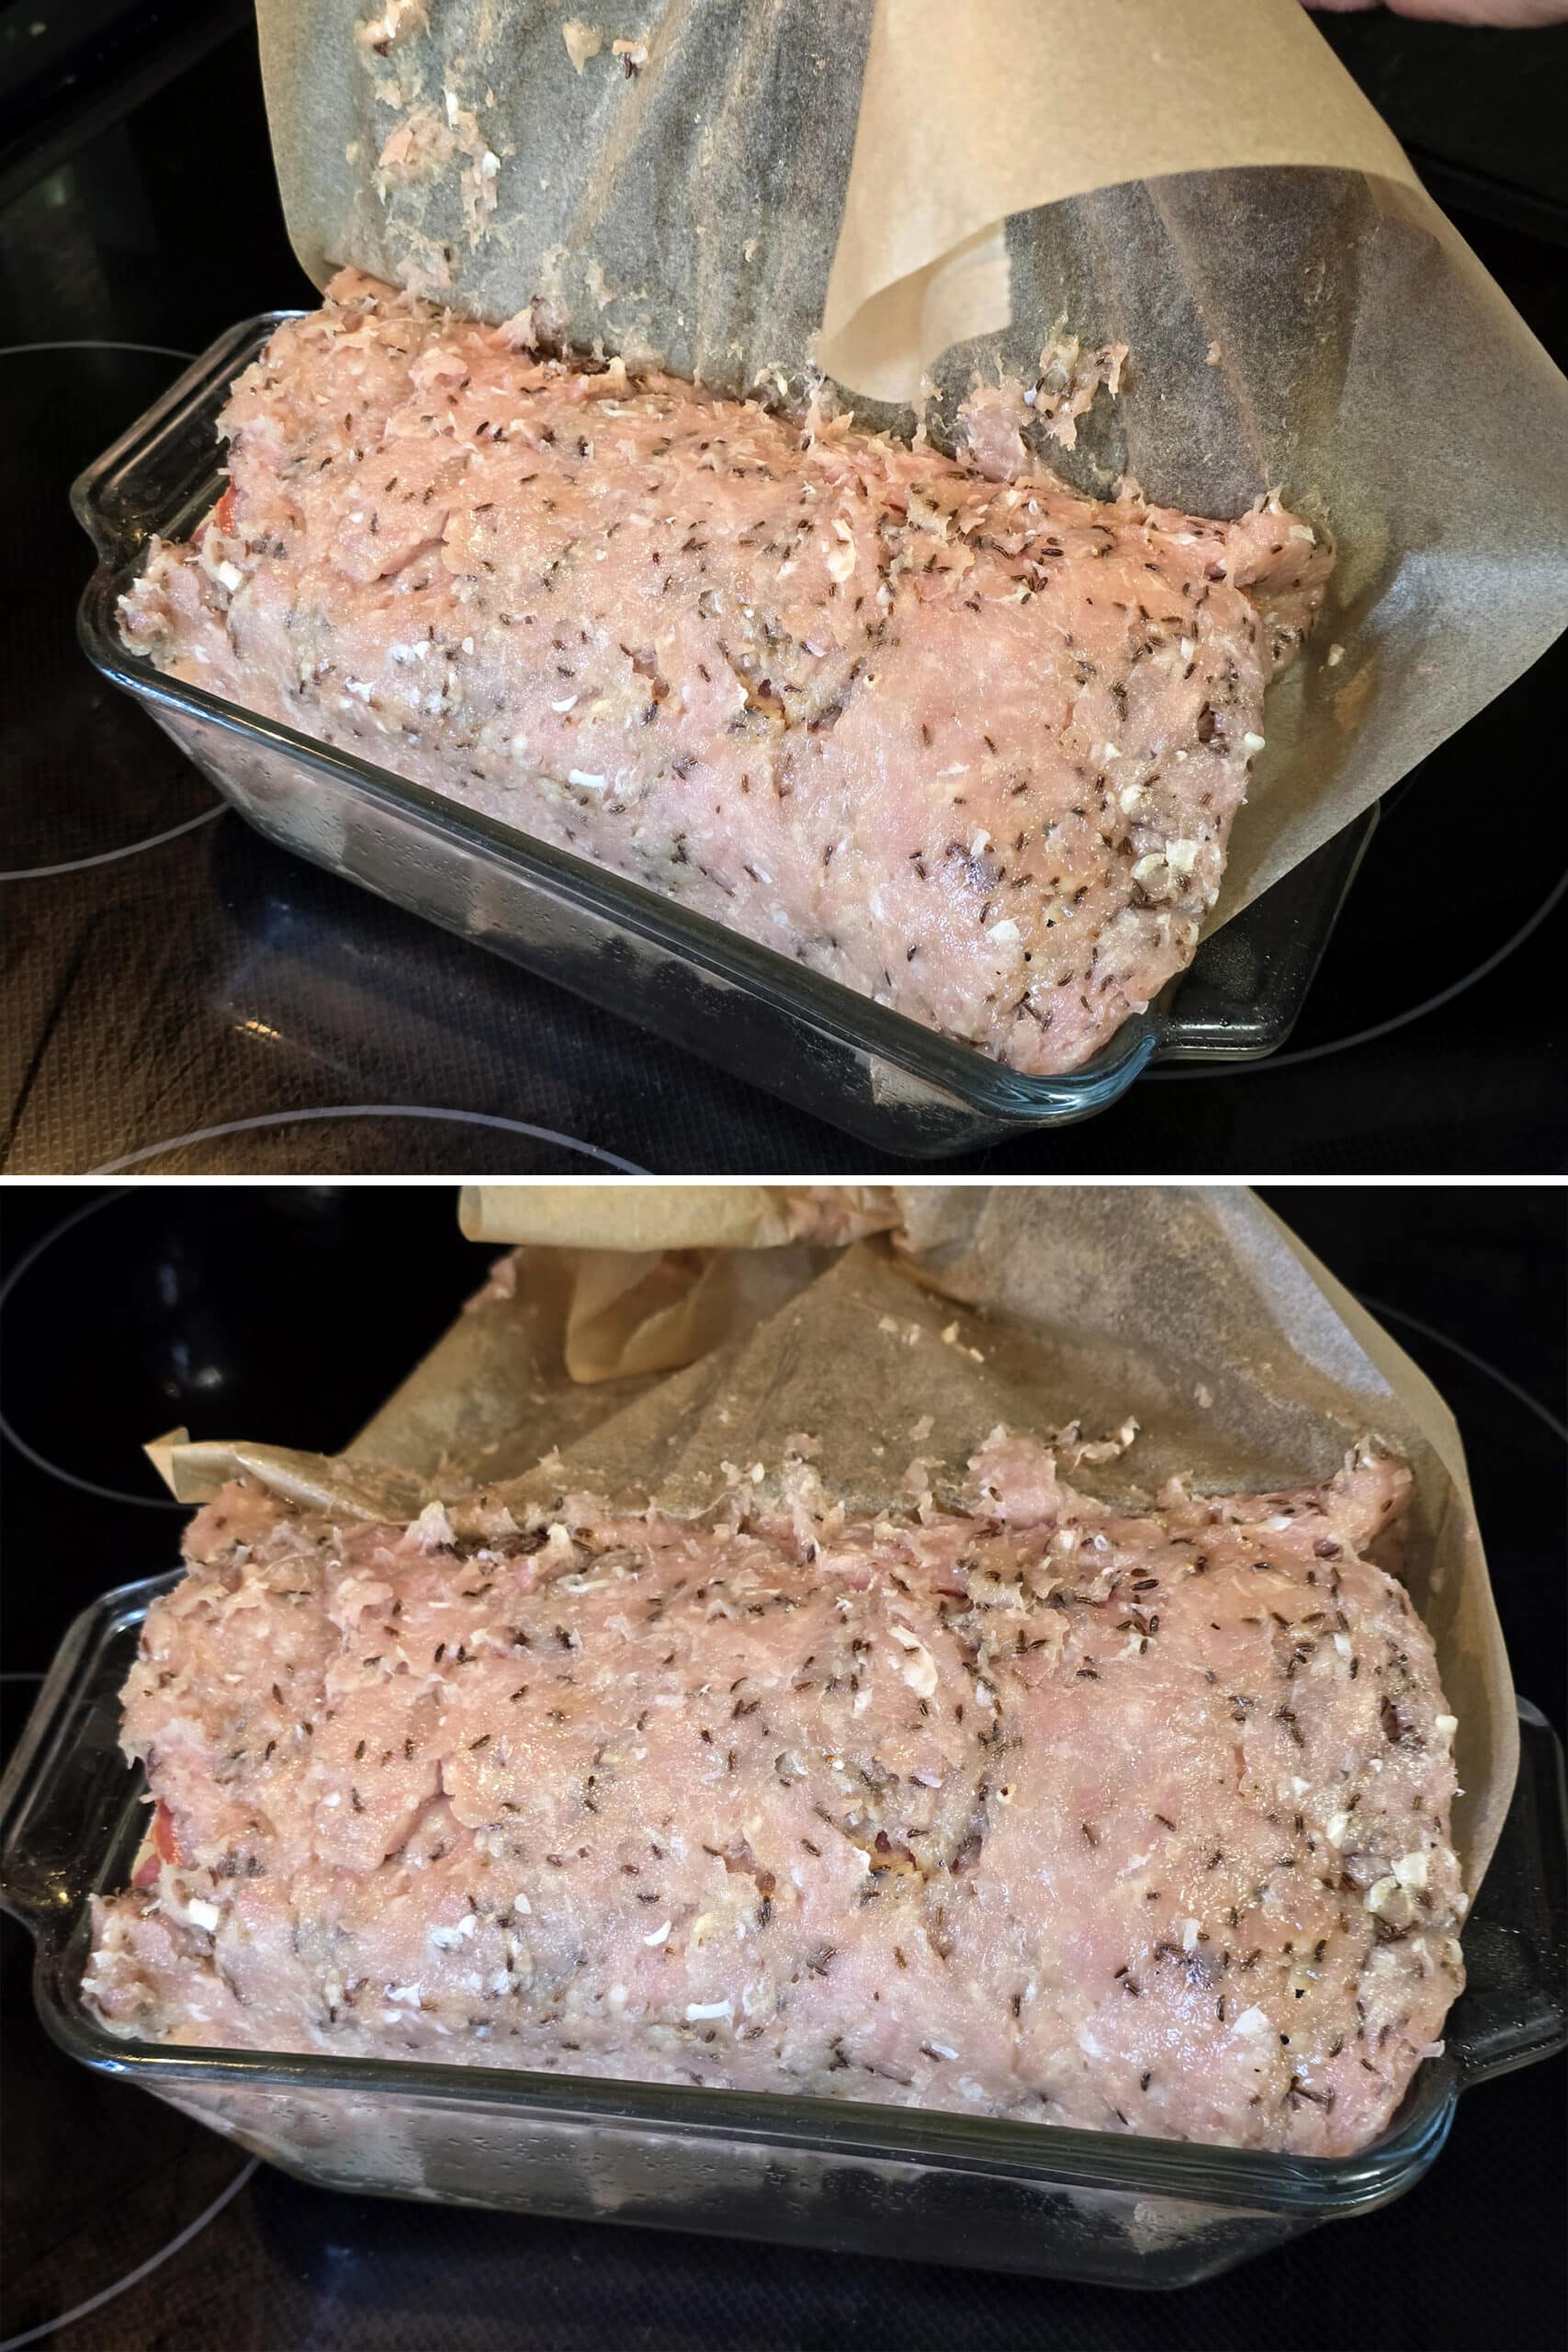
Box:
[1359,1298,1568,1447]
[0,1190,188,1507]
[91,1106,649,1174]
[1,801,224,885]
[0,342,197,363]
[0,2158,261,2352]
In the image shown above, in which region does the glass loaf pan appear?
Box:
[73,319,1376,1159]
[3,1576,1563,2290]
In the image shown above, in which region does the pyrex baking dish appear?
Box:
[3,1576,1562,2290]
[71,319,1378,1159]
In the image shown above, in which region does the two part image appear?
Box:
[2,3,1565,2350]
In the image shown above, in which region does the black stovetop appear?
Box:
[2,1183,1564,2351]
[2,21,1565,1176]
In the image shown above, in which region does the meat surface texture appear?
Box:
[120,272,1331,1076]
[86,1436,1465,2155]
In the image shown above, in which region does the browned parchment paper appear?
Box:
[150,1184,1514,1891]
[253,0,1567,933]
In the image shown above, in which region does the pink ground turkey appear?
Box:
[85,1433,1465,2155]
[119,273,1332,1075]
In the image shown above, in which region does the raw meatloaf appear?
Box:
[119,271,1333,1076]
[85,1434,1466,2155]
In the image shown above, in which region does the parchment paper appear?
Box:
[151,1183,1514,1891]
[457,1183,898,1252]
[253,0,1567,931]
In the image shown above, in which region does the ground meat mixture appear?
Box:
[85,1434,1464,2154]
[119,272,1332,1075]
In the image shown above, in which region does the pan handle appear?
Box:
[67,313,296,566]
[1449,1698,1568,2090]
[0,1577,171,1937]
